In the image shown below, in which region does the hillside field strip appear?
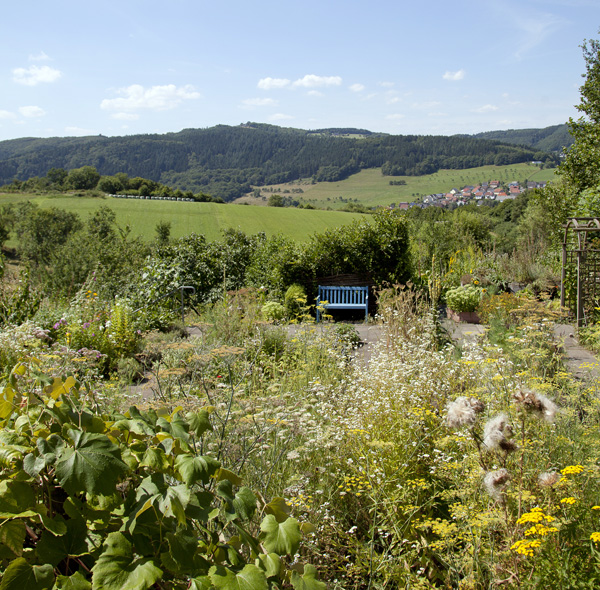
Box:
[240,164,558,209]
[0,193,369,244]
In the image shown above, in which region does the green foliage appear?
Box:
[0,362,317,589]
[283,285,308,321]
[445,284,483,312]
[261,301,285,323]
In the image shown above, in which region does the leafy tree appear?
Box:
[66,165,100,190]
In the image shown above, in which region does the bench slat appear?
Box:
[316,285,369,322]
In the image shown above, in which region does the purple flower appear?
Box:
[83,322,91,329]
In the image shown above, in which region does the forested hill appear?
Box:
[0,123,555,201]
[470,124,572,153]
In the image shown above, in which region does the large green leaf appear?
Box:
[290,565,326,590]
[0,481,36,518]
[0,521,26,556]
[0,558,54,590]
[187,410,212,437]
[36,518,88,566]
[53,571,91,590]
[55,431,129,496]
[209,564,268,590]
[91,532,162,590]
[175,454,219,486]
[259,515,301,556]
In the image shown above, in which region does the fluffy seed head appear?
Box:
[446,396,485,429]
[483,413,517,452]
[513,387,558,423]
[538,471,561,488]
[484,468,511,500]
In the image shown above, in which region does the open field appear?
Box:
[239,163,558,209]
[0,193,369,243]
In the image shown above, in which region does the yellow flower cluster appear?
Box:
[339,474,372,497]
[516,507,555,525]
[560,497,577,505]
[511,539,541,557]
[524,523,558,537]
[561,464,584,475]
[590,532,600,543]
[288,493,313,510]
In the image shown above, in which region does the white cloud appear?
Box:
[110,112,140,120]
[379,81,395,88]
[386,114,405,120]
[258,77,291,90]
[100,84,201,112]
[269,113,294,121]
[349,83,365,92]
[473,104,499,113]
[241,97,278,107]
[19,106,46,118]
[293,75,342,88]
[0,110,16,120]
[29,51,50,62]
[13,65,62,86]
[443,69,465,81]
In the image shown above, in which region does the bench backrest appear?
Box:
[318,285,368,305]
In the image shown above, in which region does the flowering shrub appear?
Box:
[445,284,483,312]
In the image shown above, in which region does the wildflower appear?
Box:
[560,497,577,505]
[483,414,517,452]
[561,464,584,475]
[483,468,510,500]
[517,508,555,525]
[445,396,485,429]
[513,387,558,423]
[538,471,561,488]
[591,532,600,543]
[511,539,541,557]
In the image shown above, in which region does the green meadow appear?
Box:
[247,163,558,209]
[0,193,369,243]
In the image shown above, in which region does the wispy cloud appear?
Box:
[349,83,365,92]
[0,110,16,120]
[443,69,465,81]
[258,77,291,90]
[29,51,51,62]
[292,75,342,88]
[100,84,201,113]
[473,104,499,113]
[13,65,62,86]
[19,106,45,118]
[64,126,94,136]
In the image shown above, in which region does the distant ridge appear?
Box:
[469,124,572,153]
[0,123,558,201]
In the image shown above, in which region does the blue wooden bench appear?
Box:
[316,285,369,323]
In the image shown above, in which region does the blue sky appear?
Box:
[1,0,598,141]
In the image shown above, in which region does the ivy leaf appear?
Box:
[91,532,162,590]
[290,565,327,590]
[0,557,54,590]
[259,515,301,556]
[0,520,26,557]
[55,431,129,496]
[53,571,91,590]
[175,454,219,486]
[208,564,268,590]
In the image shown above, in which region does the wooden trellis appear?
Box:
[561,218,600,326]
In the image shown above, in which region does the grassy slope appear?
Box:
[242,164,558,209]
[0,193,369,243]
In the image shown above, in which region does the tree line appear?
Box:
[0,123,556,201]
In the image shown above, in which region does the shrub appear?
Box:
[261,301,286,322]
[445,284,483,312]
